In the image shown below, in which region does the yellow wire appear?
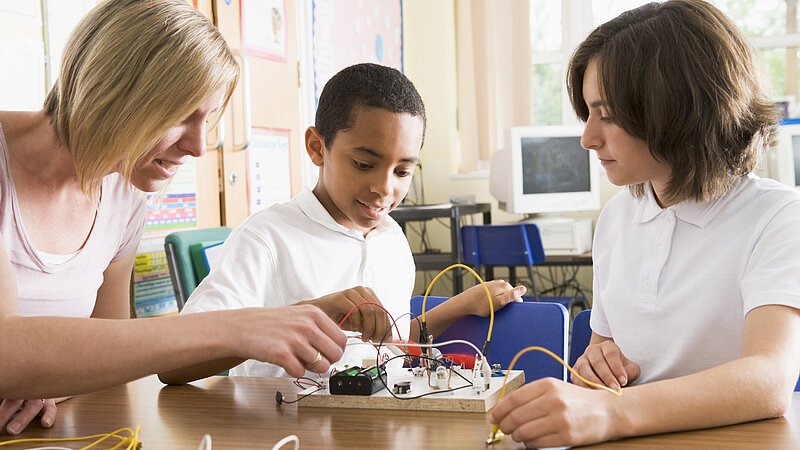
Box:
[0,426,140,449]
[80,427,136,450]
[421,263,495,343]
[498,345,623,403]
[488,346,623,444]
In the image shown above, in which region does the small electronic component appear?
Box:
[434,366,448,390]
[329,366,387,396]
[392,381,412,395]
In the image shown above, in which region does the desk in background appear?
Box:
[542,250,592,266]
[8,375,800,449]
[390,202,491,295]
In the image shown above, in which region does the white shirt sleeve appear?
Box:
[181,227,278,313]
[741,200,800,314]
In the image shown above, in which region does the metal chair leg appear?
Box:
[525,265,540,302]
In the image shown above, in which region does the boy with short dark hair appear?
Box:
[161,63,524,382]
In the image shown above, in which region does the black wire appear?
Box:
[374,311,475,400]
[293,376,323,389]
[278,387,323,404]
[377,354,474,400]
[283,310,478,404]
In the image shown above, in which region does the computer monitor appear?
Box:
[490,126,601,216]
[766,121,800,188]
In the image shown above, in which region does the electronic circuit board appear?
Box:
[296,368,525,412]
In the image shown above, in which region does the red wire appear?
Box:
[337,301,403,341]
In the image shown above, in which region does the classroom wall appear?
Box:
[403,0,622,299]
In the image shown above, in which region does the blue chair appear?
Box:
[568,309,592,383]
[569,310,800,391]
[462,224,545,301]
[410,295,569,383]
[462,224,589,310]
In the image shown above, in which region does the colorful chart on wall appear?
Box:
[133,238,178,318]
[144,158,199,234]
[312,0,403,106]
[246,127,292,214]
[241,0,287,61]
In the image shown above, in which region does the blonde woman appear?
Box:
[0,0,346,435]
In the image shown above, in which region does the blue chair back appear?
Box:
[569,310,800,391]
[410,296,568,383]
[568,309,592,382]
[461,224,546,266]
[569,309,592,368]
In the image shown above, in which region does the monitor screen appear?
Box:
[489,126,600,216]
[521,136,591,195]
[766,122,800,188]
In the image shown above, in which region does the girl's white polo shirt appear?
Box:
[591,176,800,384]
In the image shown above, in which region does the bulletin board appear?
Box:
[312,0,403,106]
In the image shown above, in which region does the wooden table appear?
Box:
[4,376,800,449]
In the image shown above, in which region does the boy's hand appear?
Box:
[298,286,392,342]
[571,340,640,389]
[454,280,526,317]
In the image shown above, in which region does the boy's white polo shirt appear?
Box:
[591,175,800,384]
[183,188,415,378]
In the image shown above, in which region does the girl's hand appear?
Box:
[488,377,619,448]
[572,339,640,389]
[0,397,59,435]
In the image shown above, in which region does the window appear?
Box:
[530,0,800,124]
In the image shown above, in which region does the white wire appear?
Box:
[27,447,72,450]
[347,338,485,361]
[271,434,299,450]
[196,434,212,450]
[193,433,296,450]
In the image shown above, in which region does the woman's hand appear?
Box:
[455,280,526,317]
[232,305,347,377]
[488,377,620,448]
[0,397,60,435]
[572,339,640,389]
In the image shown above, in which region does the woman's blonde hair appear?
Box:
[567,0,779,203]
[44,0,239,195]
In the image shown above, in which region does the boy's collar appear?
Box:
[296,187,401,236]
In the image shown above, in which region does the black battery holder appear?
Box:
[329,365,387,396]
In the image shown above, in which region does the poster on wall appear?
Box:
[134,158,199,316]
[143,158,199,235]
[241,0,287,61]
[247,128,292,214]
[132,238,178,318]
[312,0,403,106]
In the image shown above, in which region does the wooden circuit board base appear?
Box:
[297,369,525,412]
